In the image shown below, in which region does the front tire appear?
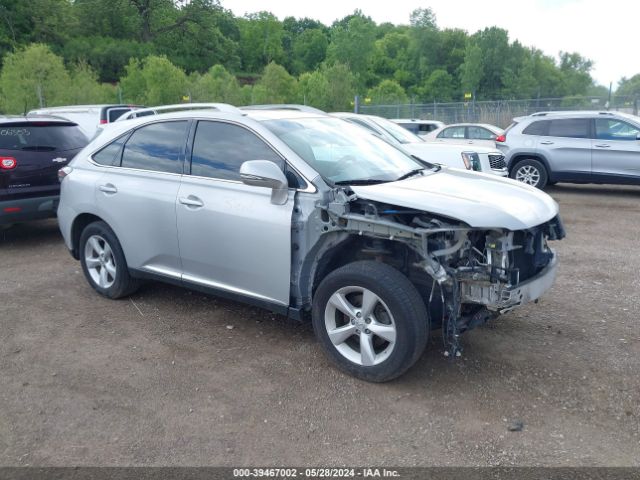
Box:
[79,221,139,299]
[510,158,548,189]
[312,261,429,382]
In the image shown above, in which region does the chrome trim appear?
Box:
[182,274,288,306]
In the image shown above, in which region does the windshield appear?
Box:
[262,117,428,184]
[369,117,424,144]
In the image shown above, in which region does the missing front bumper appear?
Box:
[460,251,558,312]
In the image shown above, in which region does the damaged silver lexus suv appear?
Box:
[57,106,565,382]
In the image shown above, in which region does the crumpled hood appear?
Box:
[350,167,559,230]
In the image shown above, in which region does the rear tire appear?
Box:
[510,158,548,189]
[79,221,139,299]
[312,261,429,382]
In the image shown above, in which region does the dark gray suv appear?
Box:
[497,111,640,188]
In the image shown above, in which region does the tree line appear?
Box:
[0,0,638,114]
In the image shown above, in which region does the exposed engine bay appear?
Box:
[292,188,566,357]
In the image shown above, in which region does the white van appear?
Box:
[28,104,143,138]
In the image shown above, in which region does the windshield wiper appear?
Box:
[395,168,425,181]
[333,179,390,186]
[411,155,439,170]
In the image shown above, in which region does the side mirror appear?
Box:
[637,133,640,141]
[240,160,289,205]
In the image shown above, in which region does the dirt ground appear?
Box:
[0,184,639,467]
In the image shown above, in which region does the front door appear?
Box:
[592,118,640,182]
[176,120,294,306]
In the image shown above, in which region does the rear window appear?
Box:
[0,123,88,151]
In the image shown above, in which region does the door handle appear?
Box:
[539,141,554,145]
[594,144,611,148]
[179,195,204,208]
[99,184,117,194]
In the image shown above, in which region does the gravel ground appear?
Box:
[0,184,639,467]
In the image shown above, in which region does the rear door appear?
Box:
[94,120,189,276]
[435,126,468,145]
[591,118,640,182]
[536,118,592,179]
[0,121,87,202]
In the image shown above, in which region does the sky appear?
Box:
[220,0,640,87]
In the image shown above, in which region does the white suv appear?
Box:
[332,113,508,176]
[57,107,564,382]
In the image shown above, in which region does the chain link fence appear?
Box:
[359,96,640,128]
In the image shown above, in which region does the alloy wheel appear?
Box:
[84,234,117,289]
[324,286,397,366]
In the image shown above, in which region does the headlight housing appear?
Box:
[461,152,481,171]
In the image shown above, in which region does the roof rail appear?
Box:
[240,104,326,114]
[530,110,614,117]
[116,103,243,121]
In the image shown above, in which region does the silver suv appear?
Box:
[498,111,640,188]
[58,107,564,382]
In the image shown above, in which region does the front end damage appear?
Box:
[299,189,565,357]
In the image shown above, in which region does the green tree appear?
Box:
[291,28,328,75]
[419,69,454,102]
[298,63,355,111]
[119,55,187,105]
[190,64,242,104]
[367,79,407,104]
[616,74,640,97]
[0,43,69,113]
[460,43,483,98]
[238,12,285,73]
[252,62,297,104]
[559,51,593,96]
[326,11,377,87]
[67,62,115,104]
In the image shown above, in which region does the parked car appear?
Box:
[1,116,88,225]
[497,111,640,188]
[391,118,445,137]
[424,123,504,148]
[28,105,144,138]
[332,113,507,176]
[58,108,564,381]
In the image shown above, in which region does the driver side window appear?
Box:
[595,119,640,141]
[190,121,283,181]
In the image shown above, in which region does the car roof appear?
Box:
[29,104,141,112]
[0,115,79,125]
[390,118,444,124]
[436,123,503,131]
[514,111,640,124]
[243,109,328,121]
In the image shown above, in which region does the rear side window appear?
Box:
[398,123,419,134]
[438,126,465,139]
[0,123,88,151]
[106,108,131,123]
[522,120,548,136]
[92,135,128,166]
[121,121,188,174]
[548,118,590,138]
[190,121,283,181]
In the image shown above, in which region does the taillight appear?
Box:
[58,166,73,182]
[99,119,108,124]
[495,134,506,143]
[1,157,17,169]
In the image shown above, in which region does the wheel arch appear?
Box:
[70,213,108,260]
[509,153,554,181]
[296,233,420,312]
